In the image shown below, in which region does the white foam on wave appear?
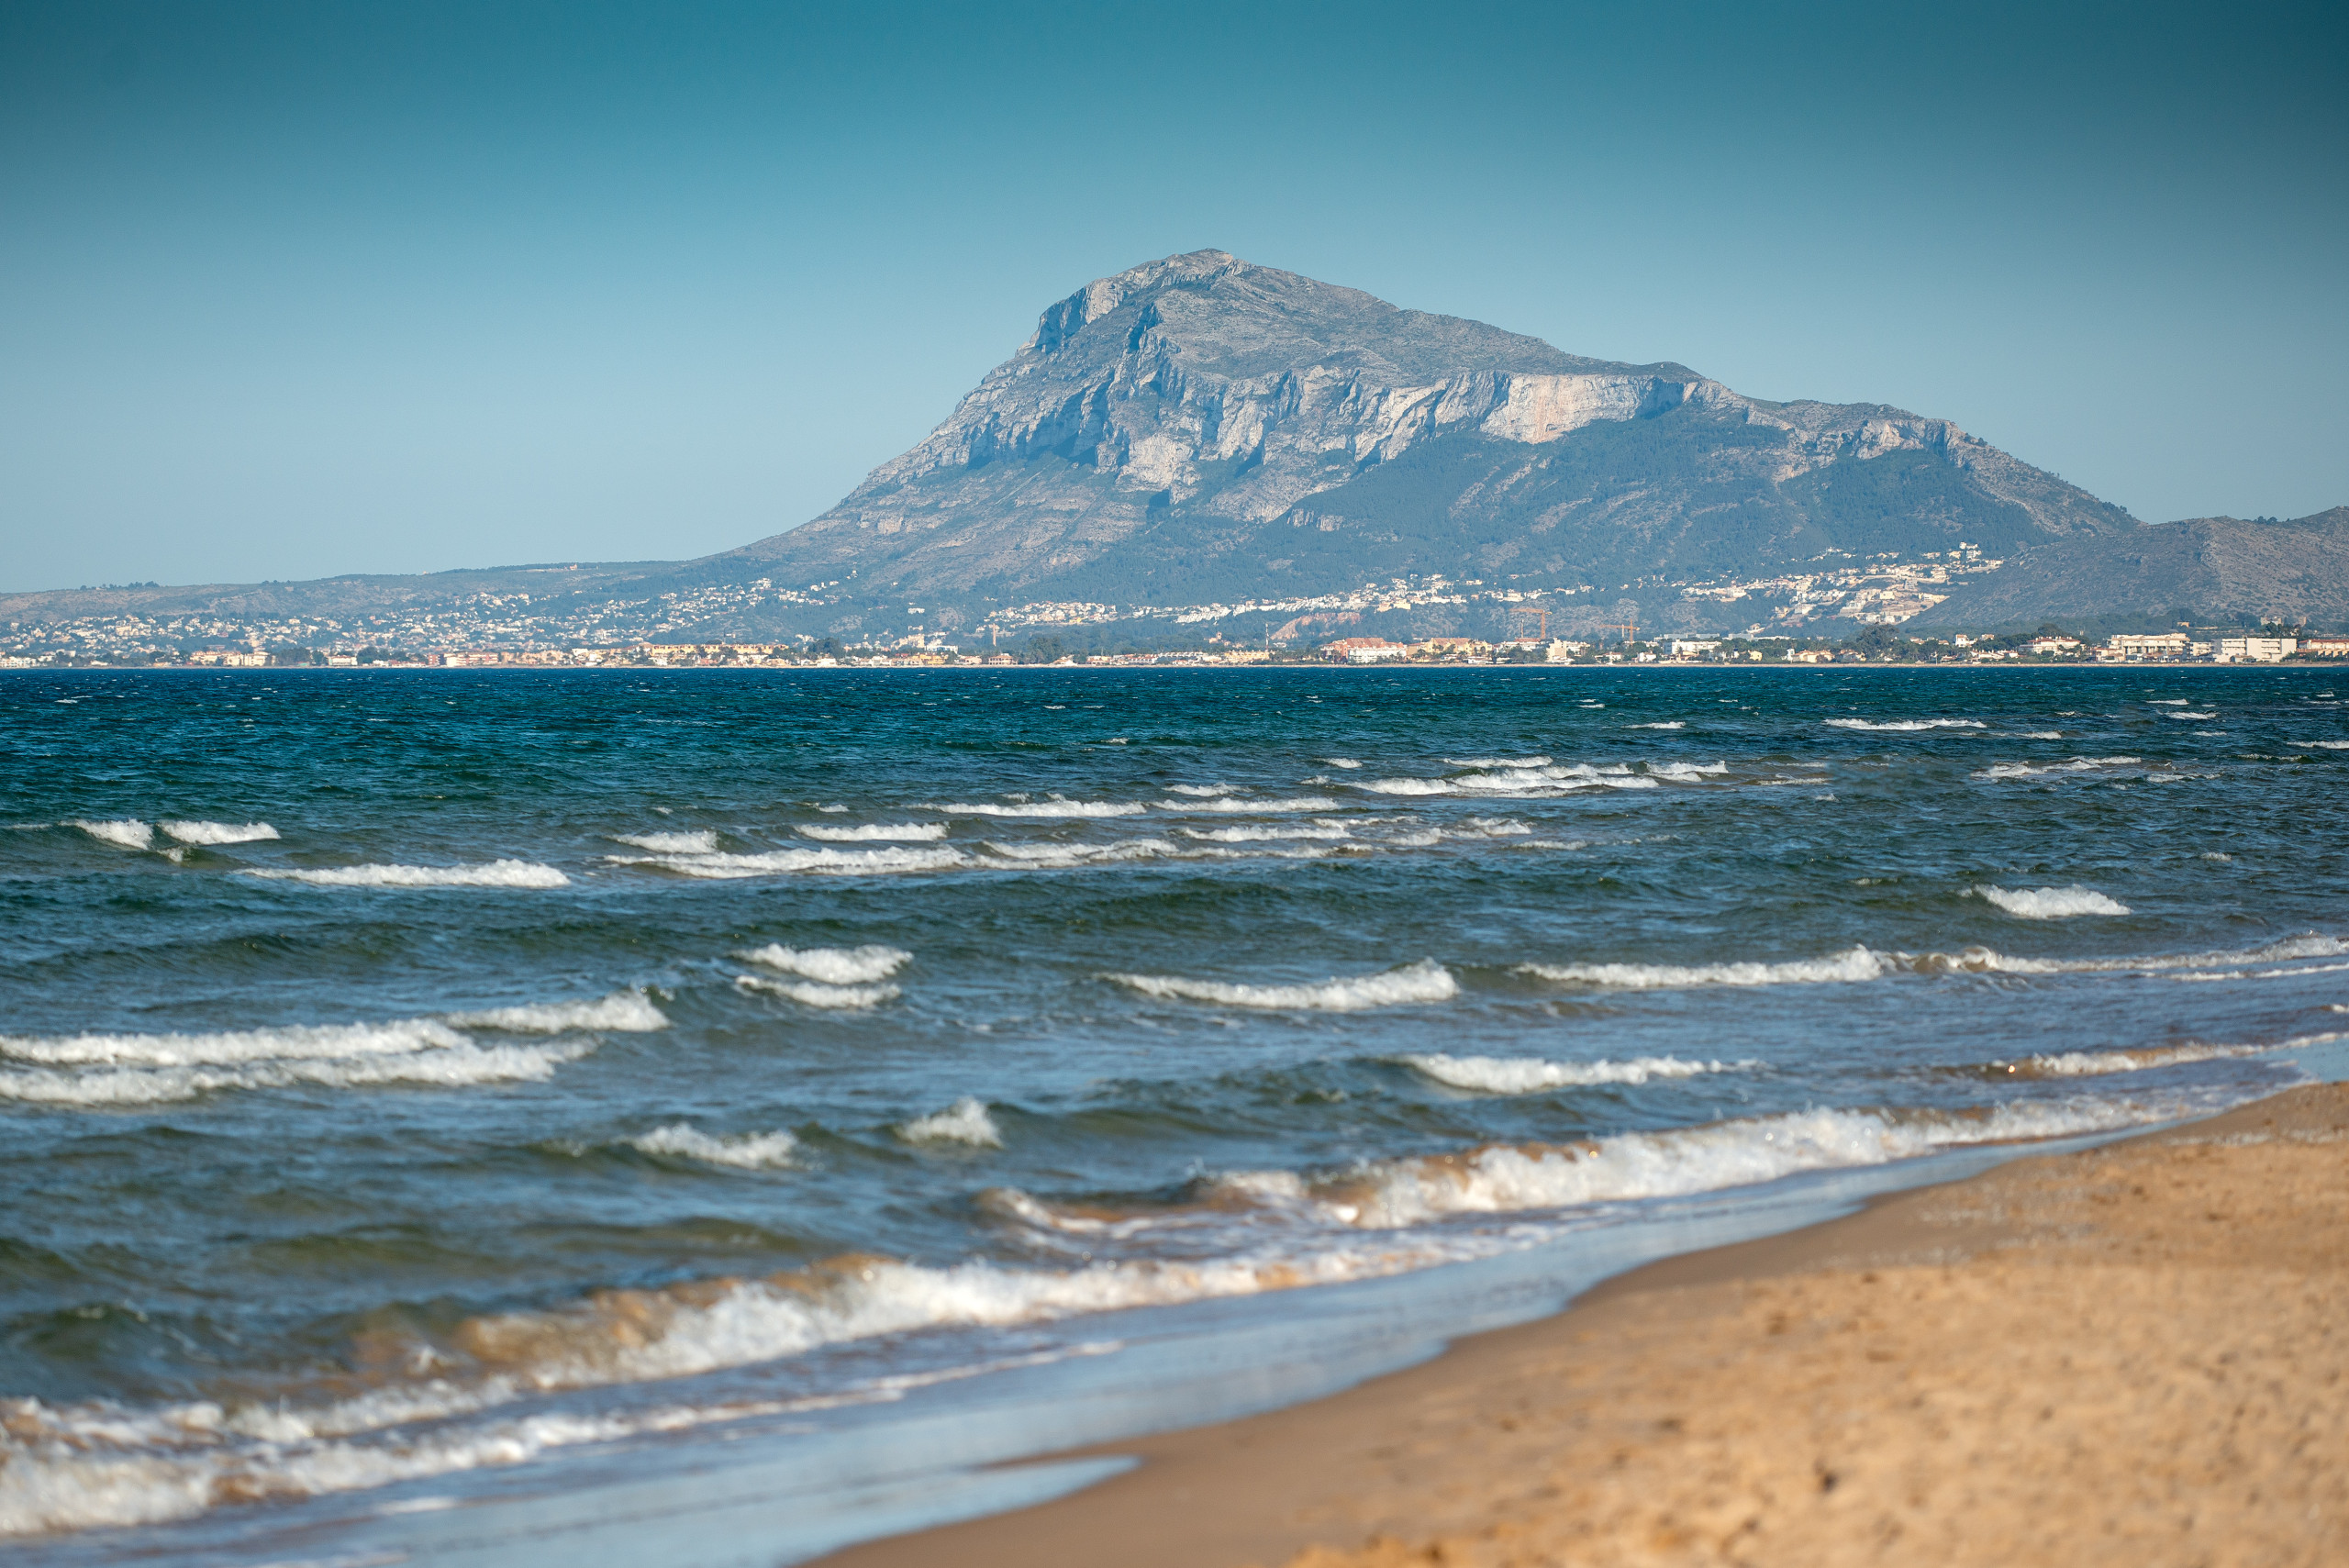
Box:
[1401,1054,1745,1093]
[69,818,152,850]
[621,846,967,879]
[921,797,1146,818]
[2001,1042,2265,1077]
[612,829,718,853]
[1629,722,1685,729]
[1155,795,1341,812]
[1322,758,1363,769]
[2292,740,2349,750]
[247,860,571,889]
[2150,699,2190,705]
[1824,717,1986,731]
[2164,711,2218,721]
[1357,775,1458,795]
[1646,761,1728,781]
[797,822,948,841]
[1522,945,1890,989]
[1973,755,2145,781]
[1311,1095,2196,1229]
[1974,884,2132,918]
[2009,730,2065,740]
[736,974,899,1008]
[982,839,1181,867]
[627,1124,799,1169]
[740,944,911,984]
[899,1096,1003,1147]
[1163,784,1235,796]
[1179,823,1353,843]
[447,992,670,1033]
[1444,755,1552,767]
[1108,960,1457,1011]
[157,820,279,846]
[0,992,662,1106]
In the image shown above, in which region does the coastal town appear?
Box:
[4,549,2340,671]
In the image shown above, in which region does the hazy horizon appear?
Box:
[5,0,2343,594]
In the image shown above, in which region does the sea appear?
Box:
[4,665,2346,1564]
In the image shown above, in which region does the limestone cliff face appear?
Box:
[718,249,2133,607]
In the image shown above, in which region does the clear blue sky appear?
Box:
[4,1,2343,592]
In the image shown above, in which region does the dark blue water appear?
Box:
[4,666,2344,1552]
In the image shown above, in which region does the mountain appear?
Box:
[698,249,2134,639]
[12,249,2341,651]
[1909,508,2349,633]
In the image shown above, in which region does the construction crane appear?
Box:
[1605,618,1639,646]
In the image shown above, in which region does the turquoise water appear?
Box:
[3,666,2344,1559]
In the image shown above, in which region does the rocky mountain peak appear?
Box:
[713,250,2137,634]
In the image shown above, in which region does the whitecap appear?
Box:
[981,839,1181,867]
[1312,1096,2198,1229]
[1107,960,1457,1011]
[899,1096,1003,1147]
[1154,795,1341,812]
[69,818,152,850]
[1400,1054,1744,1093]
[1163,784,1235,796]
[2163,711,2218,721]
[796,822,948,842]
[1823,717,1987,731]
[740,944,910,984]
[157,820,279,846]
[1972,756,2144,781]
[1178,824,1353,843]
[920,796,1145,818]
[245,860,571,889]
[1321,758,1363,769]
[1628,722,1685,729]
[1444,755,1553,767]
[1973,884,2132,918]
[612,829,718,853]
[735,975,900,1008]
[446,991,669,1033]
[627,1124,799,1169]
[1520,945,1889,989]
[623,846,967,879]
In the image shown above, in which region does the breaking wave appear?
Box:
[736,975,899,1009]
[1974,756,2146,781]
[246,860,571,889]
[1107,960,1458,1011]
[1824,717,1986,731]
[1293,1095,2196,1228]
[1974,884,2132,918]
[157,820,279,846]
[899,1097,1003,1147]
[1153,795,1341,813]
[1400,1054,1746,1094]
[0,990,662,1106]
[919,797,1146,818]
[611,829,718,853]
[619,846,967,879]
[626,1124,799,1169]
[68,818,151,850]
[740,944,911,984]
[1521,945,1890,989]
[797,823,948,842]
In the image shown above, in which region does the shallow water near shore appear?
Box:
[4,665,2345,1562]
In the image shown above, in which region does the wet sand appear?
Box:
[825,1083,2348,1568]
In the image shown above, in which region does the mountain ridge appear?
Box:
[8,249,2342,647]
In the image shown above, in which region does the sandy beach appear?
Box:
[828,1083,2349,1568]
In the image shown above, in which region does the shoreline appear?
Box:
[821,1083,2348,1568]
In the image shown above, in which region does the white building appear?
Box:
[2217,637,2297,662]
